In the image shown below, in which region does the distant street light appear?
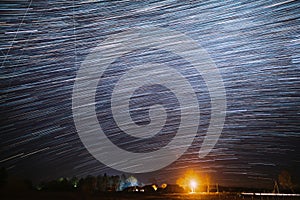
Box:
[190,180,197,193]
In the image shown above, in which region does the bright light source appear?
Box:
[190,180,197,188]
[161,183,167,189]
[152,184,158,191]
[190,180,197,193]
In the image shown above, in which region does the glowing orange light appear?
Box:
[176,170,203,193]
[161,183,167,189]
[190,180,197,193]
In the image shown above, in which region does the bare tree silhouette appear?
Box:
[278,170,294,193]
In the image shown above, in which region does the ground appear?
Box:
[1,191,300,200]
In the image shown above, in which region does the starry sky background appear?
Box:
[1,0,300,188]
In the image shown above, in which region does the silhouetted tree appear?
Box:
[119,173,127,191]
[79,175,97,194]
[163,184,184,193]
[70,176,79,189]
[279,170,294,193]
[111,175,120,191]
[43,177,73,191]
[103,173,109,191]
[96,175,105,191]
[121,174,127,182]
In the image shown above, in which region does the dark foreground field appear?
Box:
[2,192,300,200]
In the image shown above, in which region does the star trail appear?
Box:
[1,0,300,189]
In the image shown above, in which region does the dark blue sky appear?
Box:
[1,0,300,188]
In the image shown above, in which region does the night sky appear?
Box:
[1,0,300,189]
